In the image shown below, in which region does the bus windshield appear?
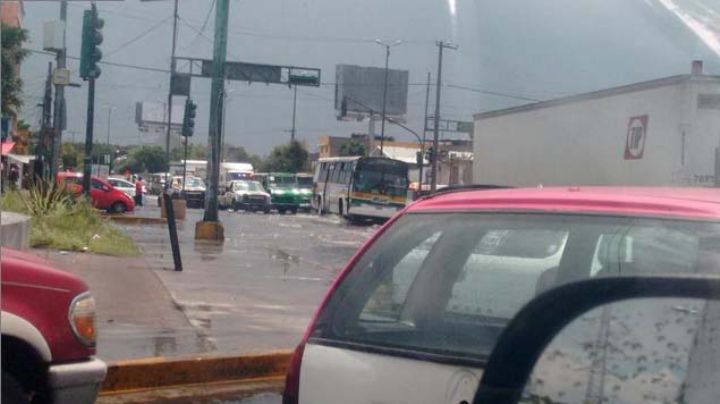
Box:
[353,160,408,197]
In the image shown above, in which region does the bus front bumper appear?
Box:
[349,203,402,219]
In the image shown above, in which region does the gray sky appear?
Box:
[19,0,720,155]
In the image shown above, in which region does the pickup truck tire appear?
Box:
[110,201,127,214]
[2,371,28,404]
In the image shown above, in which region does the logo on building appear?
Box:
[624,115,649,160]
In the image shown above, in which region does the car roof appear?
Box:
[409,187,720,219]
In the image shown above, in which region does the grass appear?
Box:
[1,185,139,257]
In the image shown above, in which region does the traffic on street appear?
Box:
[4,0,720,403]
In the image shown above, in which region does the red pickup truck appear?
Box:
[1,248,106,403]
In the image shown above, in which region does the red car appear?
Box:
[1,248,107,403]
[57,172,135,213]
[284,186,720,404]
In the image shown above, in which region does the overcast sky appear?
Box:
[18,0,720,155]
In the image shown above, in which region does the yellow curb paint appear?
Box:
[100,351,292,394]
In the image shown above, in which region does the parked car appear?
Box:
[57,172,135,213]
[219,180,271,212]
[283,186,720,404]
[170,176,206,209]
[107,177,147,198]
[1,248,107,403]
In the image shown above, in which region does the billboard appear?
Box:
[334,64,409,117]
[135,100,185,127]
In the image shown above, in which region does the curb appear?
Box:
[105,215,167,225]
[100,350,292,395]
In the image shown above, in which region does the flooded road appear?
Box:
[118,205,377,357]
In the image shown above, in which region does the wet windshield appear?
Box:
[9,0,720,401]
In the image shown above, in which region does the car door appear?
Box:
[90,179,110,209]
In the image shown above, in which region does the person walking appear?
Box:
[134,176,144,207]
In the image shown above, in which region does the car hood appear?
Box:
[1,248,87,294]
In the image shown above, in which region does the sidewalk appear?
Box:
[32,250,211,361]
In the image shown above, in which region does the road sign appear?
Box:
[426,117,474,134]
[170,73,191,96]
[177,56,321,87]
[52,68,71,86]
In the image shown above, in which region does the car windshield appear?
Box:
[233,181,263,192]
[313,213,720,360]
[185,177,205,188]
[269,175,295,188]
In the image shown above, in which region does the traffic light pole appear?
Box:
[82,77,96,197]
[197,0,229,240]
[165,0,179,190]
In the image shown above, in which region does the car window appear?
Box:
[313,213,720,361]
[233,182,249,191]
[91,179,105,190]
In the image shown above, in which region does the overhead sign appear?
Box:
[624,115,649,160]
[179,57,321,87]
[334,64,409,117]
[170,73,191,96]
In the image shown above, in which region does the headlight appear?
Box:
[273,189,284,195]
[300,189,311,195]
[68,292,97,347]
[292,189,300,195]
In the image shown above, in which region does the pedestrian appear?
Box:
[135,176,144,207]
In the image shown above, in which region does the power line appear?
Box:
[445,83,540,102]
[105,15,174,58]
[25,48,170,73]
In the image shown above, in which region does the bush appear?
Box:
[1,182,138,256]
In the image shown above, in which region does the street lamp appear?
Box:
[375,39,403,154]
[104,105,117,145]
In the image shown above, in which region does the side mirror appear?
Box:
[473,276,720,404]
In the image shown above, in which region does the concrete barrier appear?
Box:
[106,215,167,225]
[100,350,292,395]
[0,211,31,250]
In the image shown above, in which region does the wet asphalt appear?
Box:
[114,201,378,359]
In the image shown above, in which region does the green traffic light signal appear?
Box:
[79,5,103,80]
[182,98,197,137]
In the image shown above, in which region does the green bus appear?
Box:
[255,172,309,214]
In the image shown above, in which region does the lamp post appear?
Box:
[375,39,403,154]
[104,105,117,145]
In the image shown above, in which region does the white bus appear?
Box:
[313,156,409,221]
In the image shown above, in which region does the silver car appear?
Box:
[220,180,271,213]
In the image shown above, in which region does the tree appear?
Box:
[1,24,29,117]
[170,142,207,161]
[339,139,367,157]
[264,140,309,173]
[115,145,168,174]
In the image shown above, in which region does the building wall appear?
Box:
[473,78,698,187]
[1,1,22,27]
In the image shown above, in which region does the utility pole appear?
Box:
[290,85,297,142]
[375,39,403,154]
[430,41,457,192]
[420,71,431,190]
[199,0,229,235]
[164,0,179,189]
[40,62,54,178]
[50,0,67,178]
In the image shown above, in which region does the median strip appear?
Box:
[100,350,292,395]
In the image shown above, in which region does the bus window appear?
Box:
[331,164,341,183]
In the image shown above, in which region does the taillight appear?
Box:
[283,343,306,404]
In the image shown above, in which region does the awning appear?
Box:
[6,153,35,164]
[1,142,16,156]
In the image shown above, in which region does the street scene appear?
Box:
[4,0,720,403]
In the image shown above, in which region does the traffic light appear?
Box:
[182,98,197,137]
[80,5,104,80]
[425,146,434,162]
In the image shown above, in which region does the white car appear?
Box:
[106,177,136,198]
